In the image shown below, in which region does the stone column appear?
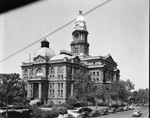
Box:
[72,67,74,81]
[64,66,66,80]
[28,69,30,80]
[71,67,74,96]
[113,73,116,81]
[39,83,42,99]
[101,70,103,82]
[21,69,24,79]
[27,83,30,98]
[71,83,73,96]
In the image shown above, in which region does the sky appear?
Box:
[0,0,149,90]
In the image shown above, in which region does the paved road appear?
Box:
[95,107,149,118]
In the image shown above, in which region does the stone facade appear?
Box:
[21,11,120,104]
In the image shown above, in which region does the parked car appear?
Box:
[129,105,135,110]
[89,110,101,117]
[63,114,75,118]
[67,110,82,118]
[77,107,92,114]
[99,108,109,115]
[67,110,89,118]
[116,107,122,112]
[132,110,142,117]
[123,105,128,111]
[108,107,117,113]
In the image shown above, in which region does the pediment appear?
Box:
[104,55,117,65]
[34,55,45,62]
[72,56,80,64]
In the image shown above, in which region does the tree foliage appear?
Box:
[71,70,136,107]
[72,71,94,105]
[0,73,27,106]
[132,88,149,104]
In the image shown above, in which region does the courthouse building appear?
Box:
[21,11,120,104]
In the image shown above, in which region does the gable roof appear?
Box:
[33,55,46,60]
[103,54,117,65]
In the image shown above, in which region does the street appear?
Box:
[94,107,149,118]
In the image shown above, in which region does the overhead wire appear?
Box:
[0,0,112,63]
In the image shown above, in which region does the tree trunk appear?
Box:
[6,98,8,118]
[95,98,97,110]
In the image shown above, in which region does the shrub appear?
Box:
[66,97,82,107]
[98,102,108,106]
[31,104,68,118]
[52,106,67,115]
[0,102,4,107]
[32,104,43,118]
[60,103,74,109]
[36,101,41,107]
[40,104,52,108]
[41,111,54,118]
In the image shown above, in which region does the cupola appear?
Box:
[74,11,87,31]
[34,39,55,59]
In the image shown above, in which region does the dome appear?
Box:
[50,54,71,61]
[34,47,55,59]
[76,11,85,22]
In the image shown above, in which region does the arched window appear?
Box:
[50,90,51,97]
[24,70,28,78]
[75,47,78,53]
[31,69,33,75]
[49,67,55,74]
[36,68,43,77]
[58,66,63,73]
[24,70,28,75]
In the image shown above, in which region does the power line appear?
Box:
[0,0,112,63]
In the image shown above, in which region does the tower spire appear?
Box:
[74,10,87,31]
[79,10,82,15]
[71,11,89,56]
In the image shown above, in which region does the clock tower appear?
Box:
[71,11,90,56]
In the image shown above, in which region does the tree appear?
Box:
[90,83,105,109]
[105,79,134,104]
[72,71,94,106]
[132,88,149,104]
[125,79,135,91]
[0,73,27,105]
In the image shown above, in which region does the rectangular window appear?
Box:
[53,90,54,97]
[61,90,63,98]
[50,90,51,97]
[61,75,63,79]
[97,72,99,76]
[49,83,51,88]
[93,72,95,76]
[61,83,63,88]
[58,83,60,88]
[58,90,60,97]
[97,78,99,82]
[58,75,60,79]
